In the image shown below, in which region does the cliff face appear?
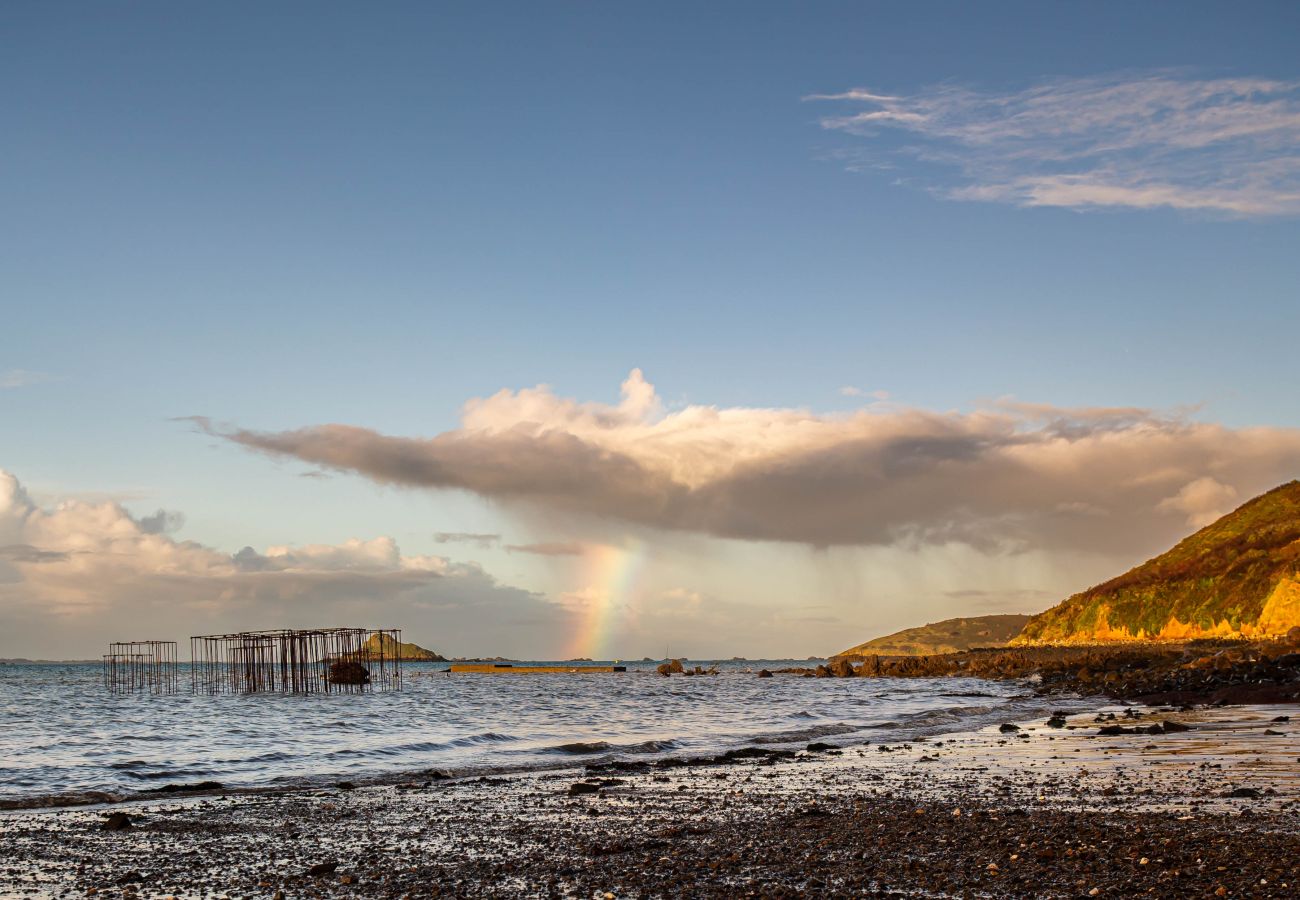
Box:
[1016,481,1300,644]
[835,614,1032,658]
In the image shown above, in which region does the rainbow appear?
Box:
[564,540,647,660]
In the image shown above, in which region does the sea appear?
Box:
[0,660,1084,808]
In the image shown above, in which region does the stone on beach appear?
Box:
[100,812,132,831]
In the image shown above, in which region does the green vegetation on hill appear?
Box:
[362,633,447,661]
[834,614,1033,658]
[1016,481,1300,644]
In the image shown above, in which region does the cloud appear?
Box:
[809,72,1300,215]
[942,588,1057,610]
[1156,476,1240,528]
[0,545,70,564]
[195,370,1300,556]
[0,468,571,659]
[137,509,186,535]
[839,386,890,400]
[506,542,588,557]
[0,369,56,389]
[433,532,501,547]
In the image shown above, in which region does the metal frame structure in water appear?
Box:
[189,627,404,695]
[102,640,180,694]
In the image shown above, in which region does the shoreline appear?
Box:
[2,702,1297,898]
[823,633,1300,705]
[3,653,1297,813]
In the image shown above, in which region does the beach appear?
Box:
[3,702,1296,898]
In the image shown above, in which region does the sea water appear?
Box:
[0,660,1077,806]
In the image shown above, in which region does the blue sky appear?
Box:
[3,3,1300,658]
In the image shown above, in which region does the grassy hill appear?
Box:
[1016,480,1300,644]
[362,633,447,661]
[834,614,1032,658]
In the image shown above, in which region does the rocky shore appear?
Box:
[809,629,1300,705]
[2,705,1296,898]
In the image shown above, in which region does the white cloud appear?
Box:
[197,369,1300,555]
[0,469,570,659]
[840,386,890,400]
[1157,476,1240,528]
[809,72,1300,216]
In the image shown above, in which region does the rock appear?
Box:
[328,660,371,685]
[1227,787,1260,798]
[335,781,356,790]
[101,812,132,831]
[805,742,838,752]
[307,861,338,877]
[828,658,855,678]
[814,665,832,678]
[721,747,772,760]
[855,656,883,677]
[1159,720,1192,732]
[1097,725,1133,736]
[757,669,773,678]
[998,723,1020,733]
[568,782,601,796]
[1272,715,1291,722]
[141,780,223,794]
[657,659,685,676]
[1046,714,1068,728]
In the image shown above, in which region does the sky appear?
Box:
[3,2,1300,660]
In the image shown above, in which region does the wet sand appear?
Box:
[1,704,1297,898]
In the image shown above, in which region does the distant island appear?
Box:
[361,633,446,661]
[834,614,1031,659]
[1017,480,1300,644]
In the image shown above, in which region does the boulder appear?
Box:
[101,812,132,832]
[328,661,371,685]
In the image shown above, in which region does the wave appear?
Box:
[749,722,864,745]
[546,738,682,755]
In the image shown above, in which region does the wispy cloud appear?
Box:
[809,72,1300,216]
[0,369,56,389]
[195,369,1300,555]
[840,386,890,400]
[433,532,501,547]
[506,542,588,557]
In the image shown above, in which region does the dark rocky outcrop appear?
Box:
[841,630,1300,705]
[328,661,371,685]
